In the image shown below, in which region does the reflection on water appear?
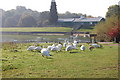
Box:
[1,34,91,43]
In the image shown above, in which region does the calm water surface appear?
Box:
[1,34,91,43]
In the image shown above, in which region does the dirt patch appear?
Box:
[98,42,113,44]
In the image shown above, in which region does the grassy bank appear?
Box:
[0,27,93,32]
[1,42,118,78]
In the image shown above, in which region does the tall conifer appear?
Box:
[49,0,58,24]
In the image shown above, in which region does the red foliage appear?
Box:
[107,25,120,39]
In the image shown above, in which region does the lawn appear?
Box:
[0,27,93,32]
[77,29,93,32]
[0,27,72,32]
[1,42,119,78]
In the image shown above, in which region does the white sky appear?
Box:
[0,0,119,17]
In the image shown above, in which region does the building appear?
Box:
[58,17,105,28]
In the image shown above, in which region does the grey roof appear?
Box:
[58,18,75,22]
[74,17,103,22]
[58,17,104,22]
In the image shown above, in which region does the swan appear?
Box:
[80,45,85,51]
[65,45,73,51]
[27,46,36,51]
[41,48,51,57]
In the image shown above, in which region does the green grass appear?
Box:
[0,27,72,32]
[77,29,93,32]
[0,27,93,32]
[1,42,118,78]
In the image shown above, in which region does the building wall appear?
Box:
[58,21,98,28]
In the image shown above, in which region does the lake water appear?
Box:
[1,34,91,43]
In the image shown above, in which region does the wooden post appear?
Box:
[94,36,96,43]
[90,34,97,43]
[90,36,92,43]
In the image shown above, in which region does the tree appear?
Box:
[94,4,120,42]
[107,23,120,43]
[106,5,120,18]
[2,6,40,27]
[49,0,58,24]
[18,13,37,27]
[94,21,110,42]
[4,17,18,27]
[16,6,26,14]
[38,11,50,26]
[0,9,5,27]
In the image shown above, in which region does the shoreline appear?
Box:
[0,31,88,35]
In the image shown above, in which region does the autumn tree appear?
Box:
[95,4,120,43]
[107,22,120,43]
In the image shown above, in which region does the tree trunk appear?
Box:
[114,37,120,43]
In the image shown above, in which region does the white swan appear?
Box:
[80,45,85,51]
[72,43,77,49]
[63,42,67,47]
[27,46,36,51]
[34,46,42,51]
[56,44,62,51]
[74,40,78,44]
[65,45,73,51]
[41,48,51,57]
[90,43,101,48]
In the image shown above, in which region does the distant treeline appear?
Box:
[0,6,94,27]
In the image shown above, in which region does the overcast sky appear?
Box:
[0,0,119,17]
